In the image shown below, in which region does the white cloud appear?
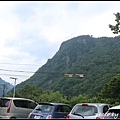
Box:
[0,1,120,84]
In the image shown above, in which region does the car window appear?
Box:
[13,100,28,108]
[35,104,53,112]
[42,105,52,112]
[0,98,10,107]
[72,105,98,116]
[55,105,71,113]
[103,105,109,114]
[27,100,37,109]
[62,105,71,112]
[56,105,62,112]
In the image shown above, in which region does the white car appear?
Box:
[66,103,112,119]
[102,105,120,119]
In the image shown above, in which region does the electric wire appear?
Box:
[0,73,30,77]
[0,62,38,78]
[0,68,35,73]
[0,62,41,66]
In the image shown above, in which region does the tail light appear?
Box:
[28,113,31,118]
[96,117,100,119]
[66,115,70,119]
[7,99,12,113]
[46,115,52,119]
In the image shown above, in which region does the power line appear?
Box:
[0,68,66,75]
[0,62,41,66]
[0,68,35,73]
[0,68,66,77]
[0,73,30,77]
[0,68,84,77]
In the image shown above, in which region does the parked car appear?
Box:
[0,97,38,119]
[66,103,112,119]
[28,102,72,119]
[102,105,120,119]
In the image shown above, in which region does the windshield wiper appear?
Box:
[72,112,84,118]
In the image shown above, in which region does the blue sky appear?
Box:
[0,1,119,85]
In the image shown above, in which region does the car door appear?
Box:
[54,105,71,118]
[0,98,10,117]
[13,99,29,118]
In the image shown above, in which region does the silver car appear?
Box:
[66,103,112,119]
[0,97,38,119]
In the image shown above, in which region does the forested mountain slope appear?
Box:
[15,35,120,98]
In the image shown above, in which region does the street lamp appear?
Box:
[10,77,17,98]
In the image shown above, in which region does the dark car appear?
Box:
[28,102,72,119]
[66,103,112,119]
[102,105,120,119]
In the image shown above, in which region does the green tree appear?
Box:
[6,84,69,104]
[69,94,90,107]
[98,74,120,105]
[6,84,43,103]
[40,90,69,104]
[109,12,120,34]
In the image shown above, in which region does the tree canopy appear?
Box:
[109,12,120,34]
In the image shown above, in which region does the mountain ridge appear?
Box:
[15,34,120,98]
[0,77,13,96]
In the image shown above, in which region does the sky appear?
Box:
[0,1,119,85]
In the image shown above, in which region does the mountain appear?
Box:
[15,35,120,99]
[0,77,13,96]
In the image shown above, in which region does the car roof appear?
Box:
[76,103,110,105]
[109,105,120,110]
[0,97,36,102]
[75,103,110,106]
[38,102,69,106]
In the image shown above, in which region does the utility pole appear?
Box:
[2,84,6,97]
[10,77,17,98]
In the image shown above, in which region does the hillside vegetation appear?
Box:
[15,35,120,99]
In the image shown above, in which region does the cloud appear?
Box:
[0,1,120,84]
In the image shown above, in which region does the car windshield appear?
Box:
[35,104,53,112]
[72,105,98,116]
[104,109,120,119]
